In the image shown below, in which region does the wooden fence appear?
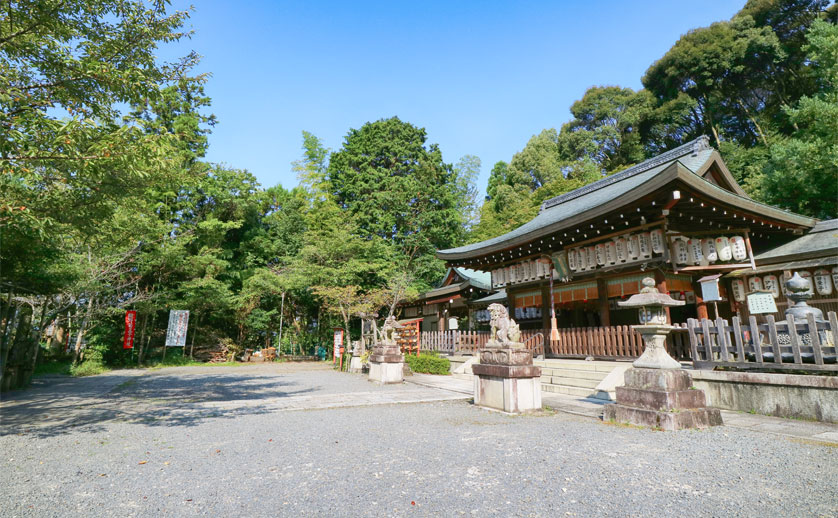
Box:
[419,324,691,361]
[686,312,838,372]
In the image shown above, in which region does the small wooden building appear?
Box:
[400,267,493,332]
[437,136,822,357]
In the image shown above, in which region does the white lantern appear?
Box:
[730,235,747,261]
[616,238,627,262]
[577,248,587,271]
[780,272,790,297]
[687,238,704,265]
[605,241,617,265]
[638,232,652,258]
[798,271,814,295]
[814,268,833,295]
[508,266,516,284]
[715,236,732,261]
[748,276,763,292]
[731,279,746,302]
[673,239,689,265]
[702,238,717,263]
[650,229,665,254]
[568,249,578,271]
[833,266,838,292]
[586,247,597,269]
[763,275,780,298]
[595,244,606,266]
[628,234,640,260]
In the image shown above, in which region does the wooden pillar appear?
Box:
[693,282,709,320]
[541,284,551,331]
[597,277,610,327]
[654,270,671,324]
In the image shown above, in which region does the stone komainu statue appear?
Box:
[487,303,521,347]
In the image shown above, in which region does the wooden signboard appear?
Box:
[746,291,778,315]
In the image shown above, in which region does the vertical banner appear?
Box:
[123,310,137,349]
[165,310,190,347]
[333,328,344,361]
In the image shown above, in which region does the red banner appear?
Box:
[123,310,137,349]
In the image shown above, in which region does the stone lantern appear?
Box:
[604,277,722,430]
[617,277,685,369]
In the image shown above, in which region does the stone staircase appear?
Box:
[448,356,630,401]
[535,359,630,401]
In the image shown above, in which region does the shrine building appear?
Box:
[436,136,831,344]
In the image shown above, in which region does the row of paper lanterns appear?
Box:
[566,230,751,272]
[672,235,748,265]
[492,259,551,287]
[567,230,664,272]
[729,268,837,302]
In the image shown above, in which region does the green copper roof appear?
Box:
[438,136,815,261]
[754,219,838,264]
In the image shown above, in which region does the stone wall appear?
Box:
[690,370,838,423]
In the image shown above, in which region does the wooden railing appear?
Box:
[686,312,838,372]
[419,325,691,361]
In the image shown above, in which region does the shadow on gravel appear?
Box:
[0,372,316,439]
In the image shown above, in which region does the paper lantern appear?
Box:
[586,247,597,269]
[650,229,665,254]
[605,241,617,265]
[730,235,747,261]
[763,275,780,298]
[833,267,838,293]
[798,271,814,295]
[595,244,606,266]
[508,266,516,284]
[715,236,732,261]
[814,268,832,295]
[780,272,790,297]
[702,238,717,263]
[731,279,746,302]
[577,248,587,271]
[687,239,704,265]
[638,232,652,258]
[748,276,763,292]
[628,234,640,260]
[616,238,627,262]
[568,248,578,271]
[673,239,689,265]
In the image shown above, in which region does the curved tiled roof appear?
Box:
[438,137,815,261]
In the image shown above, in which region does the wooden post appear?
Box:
[597,277,610,327]
[693,282,709,321]
[654,270,671,324]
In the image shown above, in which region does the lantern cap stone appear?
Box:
[618,277,686,308]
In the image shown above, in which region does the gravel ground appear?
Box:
[1,364,836,517]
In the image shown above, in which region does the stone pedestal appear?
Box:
[604,368,722,431]
[348,354,364,374]
[472,347,542,413]
[368,344,404,384]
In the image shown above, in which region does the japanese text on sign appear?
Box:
[165,310,190,347]
[123,310,137,349]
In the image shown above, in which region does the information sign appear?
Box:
[746,291,778,315]
[165,310,189,347]
[333,328,344,359]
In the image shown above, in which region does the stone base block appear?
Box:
[368,361,404,384]
[604,404,723,431]
[614,386,707,412]
[604,367,723,430]
[473,374,542,413]
[348,355,364,374]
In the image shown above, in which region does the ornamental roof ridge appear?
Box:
[539,136,711,212]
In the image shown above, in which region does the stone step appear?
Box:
[541,383,615,401]
[545,375,602,389]
[535,359,629,373]
[539,368,609,381]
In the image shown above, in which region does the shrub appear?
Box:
[70,360,108,377]
[405,353,450,375]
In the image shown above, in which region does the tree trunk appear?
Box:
[136,313,148,365]
[139,312,156,365]
[25,300,48,383]
[189,315,200,359]
[0,303,19,390]
[73,297,94,363]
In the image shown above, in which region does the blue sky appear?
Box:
[165,1,743,194]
